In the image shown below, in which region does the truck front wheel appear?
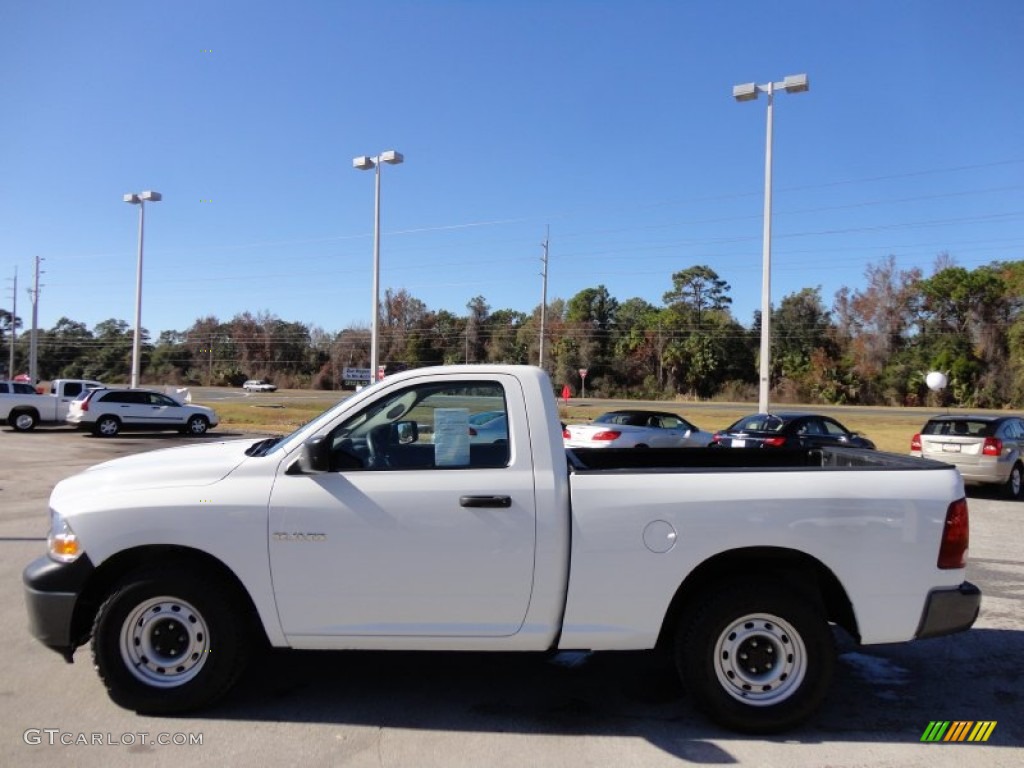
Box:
[675,582,835,733]
[91,569,249,714]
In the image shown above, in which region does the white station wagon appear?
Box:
[66,388,219,437]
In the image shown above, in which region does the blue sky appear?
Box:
[2,0,1022,338]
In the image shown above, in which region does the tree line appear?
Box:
[2,255,1023,408]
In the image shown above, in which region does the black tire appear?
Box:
[10,409,38,432]
[94,415,120,437]
[185,415,209,436]
[1005,462,1023,501]
[91,568,249,714]
[675,580,835,734]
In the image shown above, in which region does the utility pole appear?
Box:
[6,268,15,378]
[539,227,549,370]
[28,256,43,384]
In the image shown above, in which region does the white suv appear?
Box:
[67,388,219,437]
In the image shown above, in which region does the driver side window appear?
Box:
[327,380,510,471]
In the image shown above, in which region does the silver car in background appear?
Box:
[67,388,219,437]
[911,414,1024,499]
[468,410,507,444]
[563,410,713,449]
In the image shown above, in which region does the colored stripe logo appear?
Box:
[921,721,997,742]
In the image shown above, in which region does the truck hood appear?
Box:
[54,439,253,500]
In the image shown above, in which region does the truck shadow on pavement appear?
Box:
[201,627,1022,757]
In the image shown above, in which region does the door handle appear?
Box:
[459,495,512,508]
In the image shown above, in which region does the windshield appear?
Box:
[594,412,648,427]
[733,415,784,432]
[923,420,994,437]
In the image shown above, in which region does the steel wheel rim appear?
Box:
[713,612,807,706]
[120,596,210,687]
[1012,466,1022,497]
[14,413,34,430]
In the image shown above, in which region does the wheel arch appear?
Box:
[70,545,268,652]
[656,546,859,650]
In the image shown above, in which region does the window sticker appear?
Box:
[434,408,470,466]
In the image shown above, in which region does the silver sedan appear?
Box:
[911,414,1024,499]
[563,410,713,449]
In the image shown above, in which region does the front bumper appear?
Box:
[915,581,981,639]
[23,555,95,661]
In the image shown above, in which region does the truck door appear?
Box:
[268,374,538,639]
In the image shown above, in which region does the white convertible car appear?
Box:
[563,409,713,449]
[243,379,278,392]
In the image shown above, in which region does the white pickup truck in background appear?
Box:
[0,378,105,431]
[23,365,980,733]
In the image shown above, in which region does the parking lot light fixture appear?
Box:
[353,150,404,382]
[123,191,162,389]
[732,74,809,414]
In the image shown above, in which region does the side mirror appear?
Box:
[395,420,419,444]
[297,435,331,474]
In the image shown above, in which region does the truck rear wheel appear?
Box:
[91,569,249,714]
[675,581,835,733]
[10,409,38,432]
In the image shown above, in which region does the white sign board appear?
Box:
[343,367,372,382]
[433,408,470,467]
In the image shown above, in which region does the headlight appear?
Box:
[48,511,82,563]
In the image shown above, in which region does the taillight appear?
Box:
[592,430,621,441]
[468,427,478,436]
[938,497,969,569]
[763,436,787,447]
[562,427,570,439]
[711,434,722,444]
[982,437,1002,456]
[910,433,921,451]
[80,399,89,412]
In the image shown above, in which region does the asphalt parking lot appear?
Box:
[1,427,1021,767]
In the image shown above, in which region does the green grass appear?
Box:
[199,391,957,454]
[558,403,935,453]
[209,399,334,434]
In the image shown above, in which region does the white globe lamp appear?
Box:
[925,371,948,393]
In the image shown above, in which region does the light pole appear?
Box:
[733,73,809,413]
[353,150,404,383]
[123,190,162,388]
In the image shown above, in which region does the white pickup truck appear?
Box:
[1,378,105,431]
[23,365,980,733]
